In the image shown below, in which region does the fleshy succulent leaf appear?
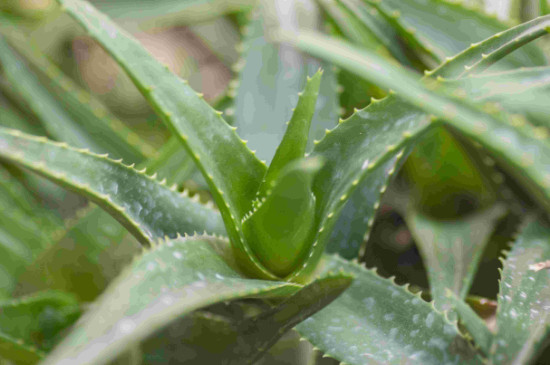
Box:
[243,157,323,277]
[370,0,547,68]
[0,290,81,363]
[0,165,64,297]
[326,145,411,259]
[442,67,550,129]
[406,205,505,308]
[0,36,98,151]
[296,255,483,364]
[291,31,550,216]
[259,70,322,197]
[231,0,339,162]
[41,235,302,365]
[147,272,352,365]
[91,0,255,25]
[431,14,550,78]
[0,23,157,162]
[489,217,550,364]
[0,128,225,245]
[444,290,493,355]
[56,0,271,277]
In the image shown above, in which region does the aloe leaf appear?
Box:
[0,165,64,297]
[42,235,302,365]
[489,217,550,364]
[0,34,156,163]
[260,70,322,196]
[295,255,483,364]
[56,0,272,276]
[443,67,550,129]
[431,15,550,78]
[92,0,255,24]
[292,32,550,216]
[406,205,505,308]
[0,291,80,363]
[326,145,410,259]
[291,97,433,279]
[145,272,352,364]
[0,37,98,151]
[362,0,442,66]
[317,0,386,52]
[243,157,323,277]
[444,290,493,355]
[374,0,546,68]
[232,0,339,162]
[0,102,44,136]
[337,0,413,66]
[0,128,225,245]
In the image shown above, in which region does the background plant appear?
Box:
[0,0,550,364]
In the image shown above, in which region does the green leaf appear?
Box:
[431,15,550,78]
[0,17,158,162]
[362,0,442,66]
[296,255,483,364]
[0,291,81,363]
[232,1,339,162]
[56,0,272,277]
[326,145,410,259]
[444,290,493,355]
[442,67,550,129]
[406,205,505,307]
[292,96,433,279]
[317,0,386,52]
[41,235,302,365]
[0,128,225,245]
[336,0,413,66]
[0,165,64,297]
[243,157,323,277]
[16,205,141,301]
[92,0,255,24]
[260,70,322,197]
[404,127,496,218]
[143,272,352,364]
[0,36,98,151]
[489,217,550,364]
[373,0,546,68]
[291,31,550,219]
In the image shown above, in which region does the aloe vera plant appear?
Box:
[1,0,550,363]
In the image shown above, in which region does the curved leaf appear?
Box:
[442,67,550,129]
[143,272,352,365]
[373,0,546,68]
[406,205,505,308]
[0,37,98,150]
[489,217,550,364]
[296,255,483,364]
[292,32,550,221]
[260,70,322,196]
[0,165,64,297]
[0,24,157,162]
[232,0,339,162]
[444,290,493,355]
[42,235,301,365]
[0,128,225,245]
[243,157,323,277]
[56,0,274,277]
[0,291,80,363]
[326,145,411,259]
[431,15,550,78]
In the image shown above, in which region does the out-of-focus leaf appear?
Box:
[41,235,302,365]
